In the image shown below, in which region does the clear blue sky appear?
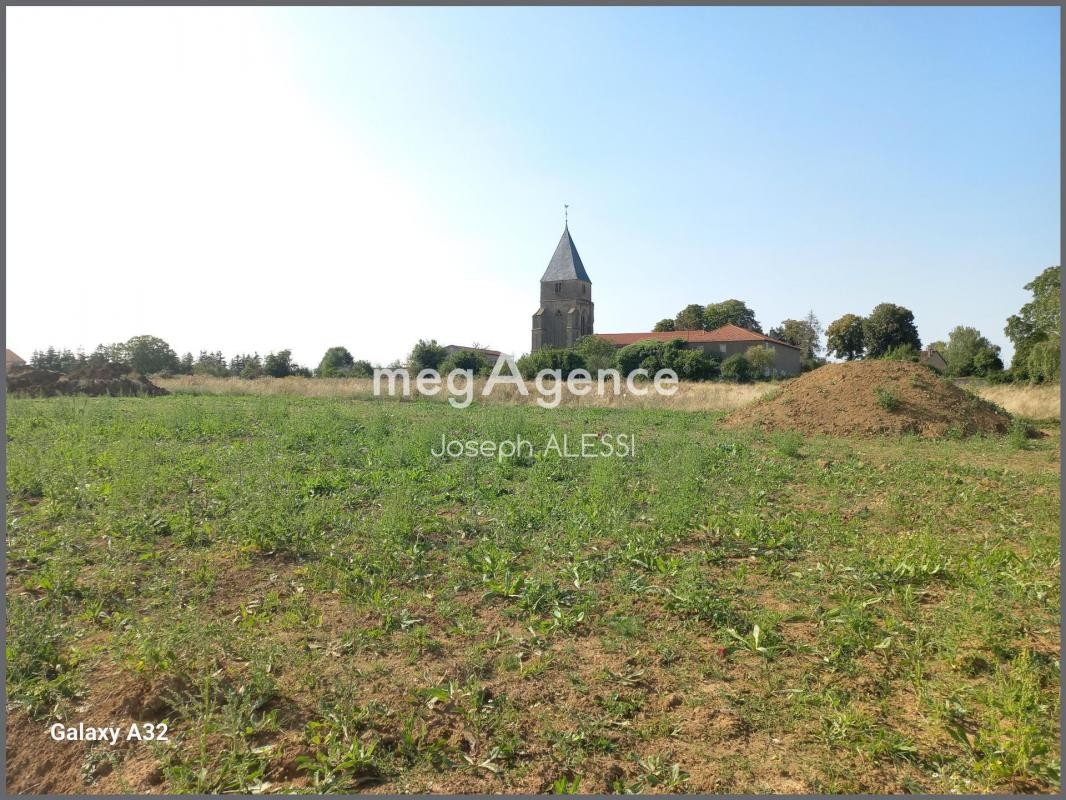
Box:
[7,7,1060,365]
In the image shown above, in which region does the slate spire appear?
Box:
[540,225,591,283]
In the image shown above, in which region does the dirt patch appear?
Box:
[723,361,1012,438]
[6,364,167,398]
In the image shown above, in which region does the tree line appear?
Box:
[25,266,1059,385]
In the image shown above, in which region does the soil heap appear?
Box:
[6,363,168,397]
[723,360,1012,438]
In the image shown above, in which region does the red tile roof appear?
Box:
[594,324,800,350]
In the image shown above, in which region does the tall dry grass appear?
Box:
[155,374,776,412]
[154,374,1061,420]
[970,383,1060,421]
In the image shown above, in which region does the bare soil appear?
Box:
[723,360,1013,438]
[6,364,167,398]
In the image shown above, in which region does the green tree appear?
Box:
[825,314,866,360]
[264,350,294,378]
[943,326,1002,377]
[440,349,491,376]
[1006,266,1060,381]
[769,312,823,359]
[653,318,676,332]
[573,335,619,372]
[674,304,705,331]
[720,353,753,383]
[350,360,374,378]
[672,348,718,381]
[703,299,762,333]
[178,352,195,374]
[317,346,355,377]
[862,303,921,358]
[408,339,448,372]
[516,348,587,379]
[744,344,776,378]
[193,350,228,377]
[123,335,179,375]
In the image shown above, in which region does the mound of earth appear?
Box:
[6,363,167,397]
[723,360,1012,438]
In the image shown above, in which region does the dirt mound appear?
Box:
[6,364,167,397]
[723,360,1012,438]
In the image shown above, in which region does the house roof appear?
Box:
[6,348,26,367]
[594,324,801,350]
[540,225,590,283]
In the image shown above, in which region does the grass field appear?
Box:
[5,395,1061,793]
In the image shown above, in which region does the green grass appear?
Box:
[5,395,1060,793]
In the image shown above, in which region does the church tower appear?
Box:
[531,223,594,351]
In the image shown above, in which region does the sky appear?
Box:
[6,6,1060,367]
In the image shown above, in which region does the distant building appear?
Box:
[531,224,593,351]
[919,347,948,373]
[527,220,801,376]
[596,325,803,377]
[6,349,26,369]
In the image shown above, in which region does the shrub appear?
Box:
[1009,418,1034,449]
[720,354,752,383]
[516,348,587,379]
[874,386,900,411]
[881,344,920,362]
[744,344,776,378]
[440,350,492,376]
[573,336,619,373]
[350,360,374,378]
[673,348,718,381]
[772,431,803,458]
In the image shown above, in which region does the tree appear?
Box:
[408,339,448,372]
[350,360,374,378]
[440,349,492,376]
[862,304,921,358]
[123,335,179,375]
[825,314,866,360]
[944,326,1002,377]
[178,352,195,374]
[240,357,264,380]
[674,304,705,331]
[672,348,718,381]
[1006,266,1060,381]
[193,350,228,377]
[653,318,676,332]
[744,344,776,378]
[703,299,762,333]
[516,348,587,379]
[317,346,355,377]
[769,313,823,360]
[264,350,295,378]
[573,335,619,372]
[720,353,753,382]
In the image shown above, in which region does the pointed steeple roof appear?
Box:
[540,225,591,283]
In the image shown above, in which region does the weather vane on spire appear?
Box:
[564,204,569,227]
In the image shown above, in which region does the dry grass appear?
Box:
[154,375,1061,419]
[970,382,1060,420]
[155,374,776,412]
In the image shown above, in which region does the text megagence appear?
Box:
[373,354,679,409]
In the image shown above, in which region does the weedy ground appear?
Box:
[5,395,1060,794]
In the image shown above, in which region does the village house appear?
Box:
[530,224,802,376]
[6,349,26,369]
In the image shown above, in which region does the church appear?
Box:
[530,224,803,377]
